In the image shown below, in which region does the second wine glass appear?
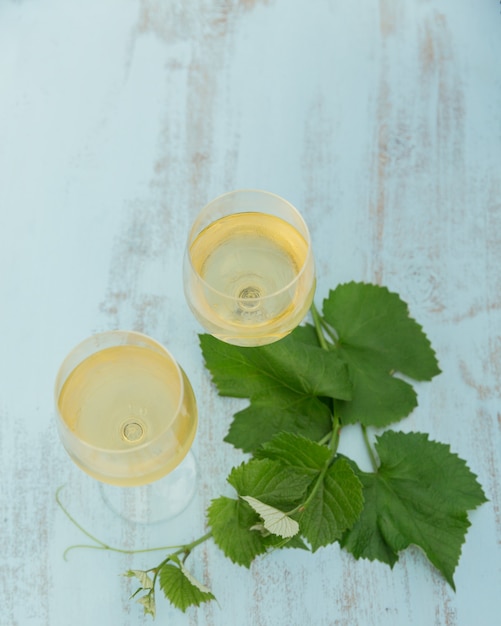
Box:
[183,189,316,347]
[55,331,198,523]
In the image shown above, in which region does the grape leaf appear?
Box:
[207,496,268,567]
[209,456,316,565]
[340,431,488,589]
[200,332,352,452]
[255,431,331,471]
[159,563,215,612]
[225,391,333,453]
[255,433,364,551]
[200,332,352,399]
[322,282,441,427]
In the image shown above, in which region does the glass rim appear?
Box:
[185,188,314,302]
[54,330,186,456]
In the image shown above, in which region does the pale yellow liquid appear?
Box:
[188,212,315,345]
[57,345,197,486]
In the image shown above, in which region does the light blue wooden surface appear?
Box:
[1,1,500,624]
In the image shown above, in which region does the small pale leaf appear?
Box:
[241,495,299,539]
[125,569,154,590]
[179,562,212,594]
[137,592,156,618]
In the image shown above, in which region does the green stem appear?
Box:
[148,531,213,591]
[56,486,212,559]
[290,442,340,517]
[311,301,342,453]
[329,410,341,454]
[361,425,379,472]
[286,305,345,519]
[287,461,329,517]
[170,531,213,559]
[311,301,330,350]
[317,432,331,446]
[56,486,111,554]
[288,411,341,518]
[311,301,339,347]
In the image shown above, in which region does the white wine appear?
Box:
[187,212,315,345]
[57,344,197,487]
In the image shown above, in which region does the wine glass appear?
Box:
[54,330,198,523]
[183,189,316,347]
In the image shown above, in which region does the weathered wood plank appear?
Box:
[0,0,499,624]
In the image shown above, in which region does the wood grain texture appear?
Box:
[0,0,499,624]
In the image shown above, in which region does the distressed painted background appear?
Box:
[0,1,500,624]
